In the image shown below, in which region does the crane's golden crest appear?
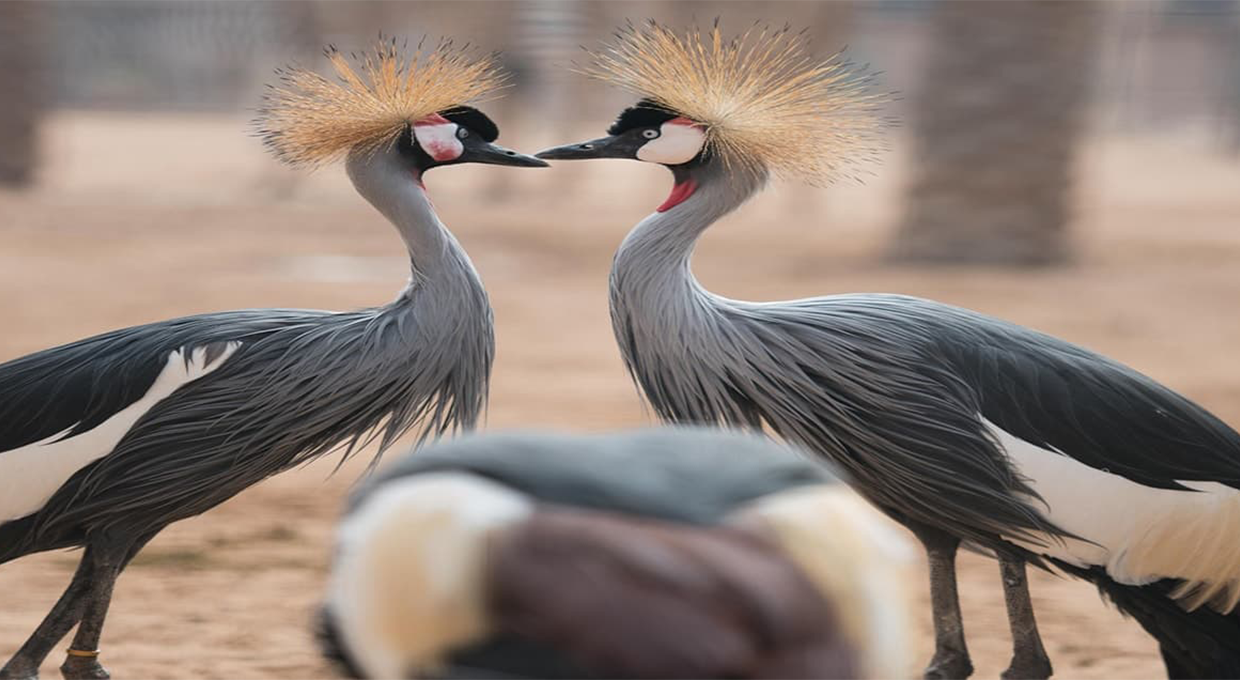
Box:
[256,37,507,167]
[583,20,893,185]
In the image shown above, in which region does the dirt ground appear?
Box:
[2,113,1239,679]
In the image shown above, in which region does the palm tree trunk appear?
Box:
[1228,7,1240,154]
[890,0,1099,265]
[0,0,45,187]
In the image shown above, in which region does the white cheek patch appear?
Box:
[636,121,707,165]
[413,122,464,162]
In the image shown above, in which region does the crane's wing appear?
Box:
[949,323,1240,491]
[0,311,297,456]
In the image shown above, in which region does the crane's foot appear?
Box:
[923,651,973,680]
[59,653,108,680]
[1000,655,1052,680]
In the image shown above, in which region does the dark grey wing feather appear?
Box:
[0,331,165,452]
[0,311,296,454]
[945,322,1240,491]
[726,301,1065,554]
[610,293,1069,553]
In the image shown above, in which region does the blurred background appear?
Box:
[1,1,1239,678]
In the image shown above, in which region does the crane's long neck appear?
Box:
[380,180,458,283]
[348,155,477,298]
[612,165,765,305]
[610,165,768,429]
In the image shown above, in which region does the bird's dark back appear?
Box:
[355,426,838,525]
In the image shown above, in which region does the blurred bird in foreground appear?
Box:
[316,427,916,680]
[0,37,543,680]
[539,19,1240,680]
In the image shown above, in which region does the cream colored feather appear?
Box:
[728,484,918,680]
[582,20,893,185]
[256,37,507,167]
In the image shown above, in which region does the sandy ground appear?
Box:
[2,113,1240,678]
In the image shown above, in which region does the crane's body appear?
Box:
[539,21,1240,679]
[0,294,489,563]
[0,39,544,680]
[608,161,1240,604]
[610,165,1240,586]
[318,427,916,680]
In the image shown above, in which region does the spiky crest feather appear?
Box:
[255,37,507,167]
[583,20,893,185]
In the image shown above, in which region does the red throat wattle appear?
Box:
[657,178,698,212]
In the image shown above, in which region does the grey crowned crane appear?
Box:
[316,427,915,680]
[0,39,545,680]
[537,20,1240,680]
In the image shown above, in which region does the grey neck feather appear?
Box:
[346,146,473,295]
[609,163,769,430]
[612,164,766,306]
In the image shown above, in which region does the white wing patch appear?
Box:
[0,342,241,523]
[988,418,1240,612]
[328,472,533,680]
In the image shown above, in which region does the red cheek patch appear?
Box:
[413,115,463,162]
[657,178,698,212]
[667,116,704,128]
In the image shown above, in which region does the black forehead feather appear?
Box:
[440,105,499,142]
[608,98,682,135]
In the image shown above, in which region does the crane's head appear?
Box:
[254,37,545,178]
[396,105,546,173]
[539,98,710,167]
[537,20,892,210]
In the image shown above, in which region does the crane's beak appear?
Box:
[536,135,631,161]
[462,141,549,168]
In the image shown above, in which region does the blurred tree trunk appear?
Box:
[1228,7,1240,154]
[890,0,1099,265]
[0,0,45,187]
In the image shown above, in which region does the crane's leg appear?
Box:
[911,525,973,680]
[998,556,1052,679]
[58,534,152,680]
[0,550,97,680]
[57,546,122,680]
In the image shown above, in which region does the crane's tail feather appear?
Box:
[1055,561,1240,679]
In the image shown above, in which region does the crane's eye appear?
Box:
[642,128,660,139]
[456,127,470,140]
